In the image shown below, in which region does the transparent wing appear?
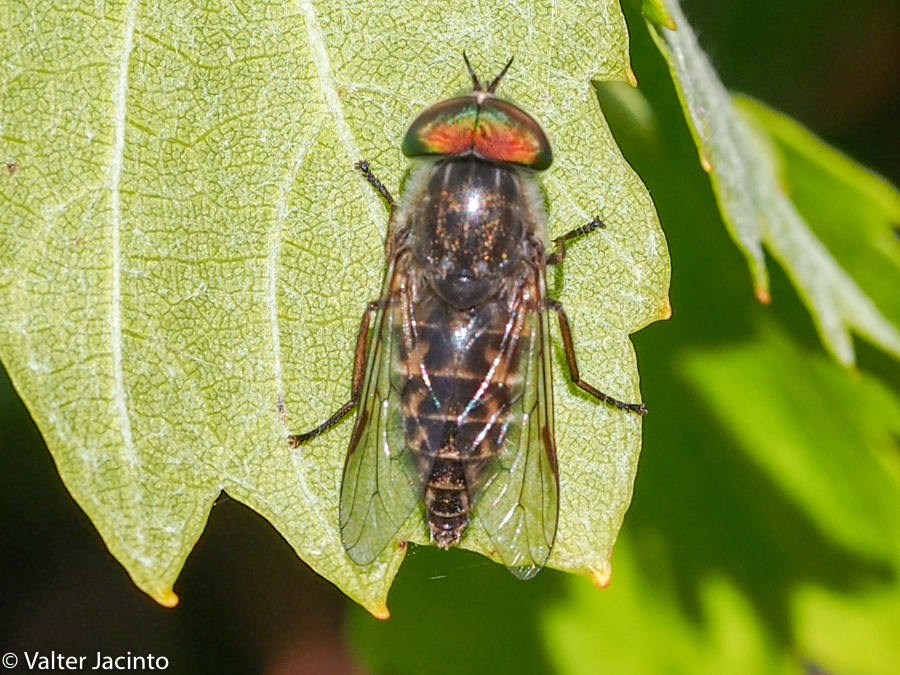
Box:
[473,267,559,580]
[339,260,420,566]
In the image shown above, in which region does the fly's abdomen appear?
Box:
[397,285,522,546]
[422,424,471,546]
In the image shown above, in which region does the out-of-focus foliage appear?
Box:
[646,0,900,366]
[735,96,900,335]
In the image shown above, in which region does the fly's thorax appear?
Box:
[398,157,548,309]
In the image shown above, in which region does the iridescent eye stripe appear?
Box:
[417,110,479,156]
[474,112,543,168]
[476,99,552,170]
[402,98,479,158]
[402,95,552,170]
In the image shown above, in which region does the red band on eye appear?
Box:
[475,123,540,166]
[402,95,552,170]
[420,121,476,155]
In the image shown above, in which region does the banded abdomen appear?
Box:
[394,270,530,546]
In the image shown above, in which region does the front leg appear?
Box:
[547,218,604,265]
[355,160,396,216]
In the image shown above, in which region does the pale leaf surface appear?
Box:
[0,0,669,614]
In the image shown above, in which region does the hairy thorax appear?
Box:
[403,158,541,309]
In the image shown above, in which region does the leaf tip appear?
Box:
[370,603,391,620]
[626,65,638,88]
[586,565,612,589]
[660,297,673,320]
[152,588,180,608]
[755,286,771,305]
[642,0,678,31]
[699,151,713,173]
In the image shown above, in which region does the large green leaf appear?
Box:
[0,0,669,614]
[643,0,900,366]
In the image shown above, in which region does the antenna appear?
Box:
[462,52,483,91]
[487,56,514,93]
[462,53,515,93]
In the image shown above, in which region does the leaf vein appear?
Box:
[269,116,324,429]
[296,0,384,229]
[109,0,140,468]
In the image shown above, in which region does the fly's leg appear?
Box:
[548,298,648,416]
[547,218,604,265]
[546,218,646,414]
[288,300,383,446]
[355,160,396,215]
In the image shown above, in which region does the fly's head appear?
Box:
[401,54,553,171]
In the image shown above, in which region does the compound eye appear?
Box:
[402,97,479,159]
[474,99,552,170]
[402,95,553,171]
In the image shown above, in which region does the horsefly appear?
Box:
[290,55,646,579]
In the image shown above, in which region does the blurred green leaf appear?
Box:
[0,0,668,615]
[644,0,900,366]
[681,320,900,674]
[735,96,900,332]
[682,323,900,562]
[641,0,677,31]
[544,539,802,675]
